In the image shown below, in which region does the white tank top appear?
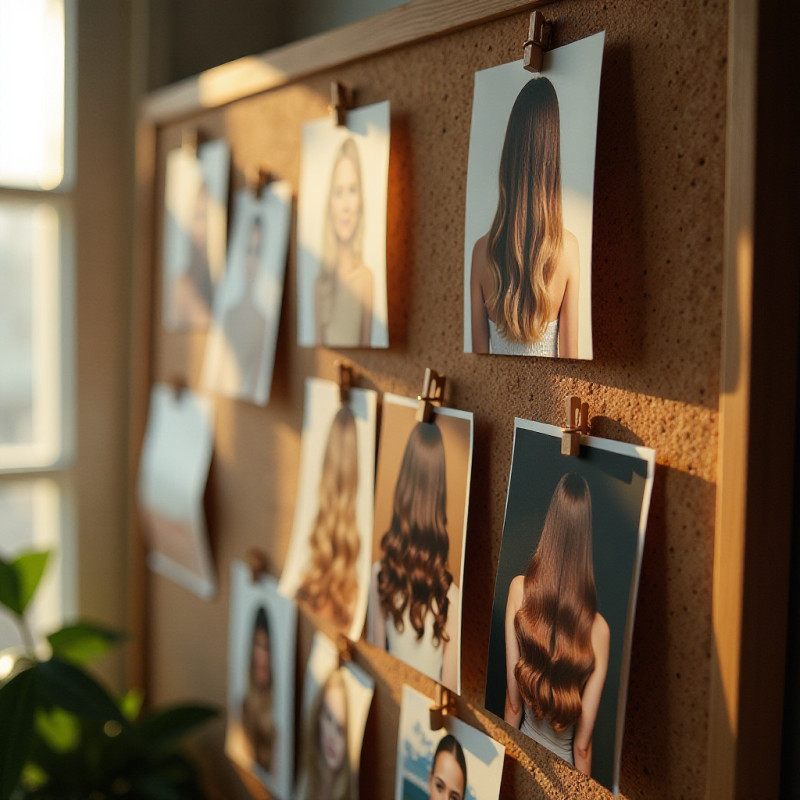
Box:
[488,317,559,357]
[385,606,443,683]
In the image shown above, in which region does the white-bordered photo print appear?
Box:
[296,632,376,800]
[201,182,292,405]
[225,560,297,800]
[278,378,378,639]
[484,419,655,793]
[137,383,216,598]
[296,101,390,349]
[464,32,605,359]
[367,394,474,694]
[395,685,505,800]
[162,138,231,331]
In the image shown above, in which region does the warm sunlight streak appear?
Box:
[0,0,65,189]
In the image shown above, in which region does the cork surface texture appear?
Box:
[146,2,727,798]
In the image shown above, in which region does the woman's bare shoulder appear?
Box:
[471,233,490,270]
[508,575,525,605]
[592,612,610,646]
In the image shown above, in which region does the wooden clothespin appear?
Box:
[338,633,353,667]
[330,81,355,127]
[171,375,188,399]
[416,368,446,423]
[181,126,201,154]
[245,547,273,581]
[523,10,552,73]
[561,395,590,456]
[337,360,354,405]
[246,165,272,197]
[429,685,454,731]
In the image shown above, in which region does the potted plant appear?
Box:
[0,550,217,800]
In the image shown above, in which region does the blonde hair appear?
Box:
[487,77,563,344]
[297,406,360,628]
[317,138,365,328]
[303,668,352,800]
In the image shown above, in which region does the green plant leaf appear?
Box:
[0,666,37,800]
[0,558,21,615]
[119,687,144,722]
[35,658,126,726]
[13,551,50,614]
[47,622,124,665]
[135,704,218,754]
[34,706,80,753]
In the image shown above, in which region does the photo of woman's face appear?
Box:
[251,627,271,689]
[319,680,348,773]
[329,156,361,244]
[428,751,465,800]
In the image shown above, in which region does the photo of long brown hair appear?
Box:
[315,136,373,347]
[469,76,580,357]
[504,472,609,776]
[368,400,473,693]
[296,405,360,629]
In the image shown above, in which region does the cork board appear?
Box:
[132,1,729,798]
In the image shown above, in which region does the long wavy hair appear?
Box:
[377,422,452,645]
[487,76,563,344]
[513,472,596,732]
[303,668,351,800]
[317,138,365,328]
[297,406,360,628]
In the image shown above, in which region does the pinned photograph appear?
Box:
[464,32,605,359]
[296,101,390,349]
[137,383,216,598]
[279,378,378,639]
[201,183,292,405]
[395,685,505,800]
[484,419,655,793]
[225,560,297,800]
[162,138,231,331]
[296,632,376,800]
[367,395,473,694]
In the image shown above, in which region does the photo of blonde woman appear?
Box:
[279,378,378,640]
[297,101,390,349]
[464,32,605,359]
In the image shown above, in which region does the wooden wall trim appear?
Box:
[140,0,548,123]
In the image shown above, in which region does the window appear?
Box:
[0,0,74,652]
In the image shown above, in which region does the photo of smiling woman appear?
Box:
[395,686,504,800]
[297,101,390,349]
[464,33,605,359]
[367,395,473,694]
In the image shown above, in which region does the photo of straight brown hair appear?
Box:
[504,472,609,775]
[370,421,460,688]
[470,76,580,357]
[296,405,361,629]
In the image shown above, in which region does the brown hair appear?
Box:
[317,138,365,328]
[513,473,597,731]
[487,76,563,344]
[377,422,452,645]
[297,406,360,628]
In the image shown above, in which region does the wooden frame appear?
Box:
[127,0,799,796]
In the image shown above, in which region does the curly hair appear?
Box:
[316,137,365,329]
[487,76,563,344]
[513,473,597,732]
[377,421,452,646]
[297,405,360,628]
[302,668,351,800]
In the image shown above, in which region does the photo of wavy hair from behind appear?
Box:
[378,421,452,645]
[514,472,597,731]
[487,76,563,344]
[297,405,360,628]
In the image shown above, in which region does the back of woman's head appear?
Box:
[378,422,452,645]
[514,472,597,731]
[487,76,563,344]
[297,405,360,627]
